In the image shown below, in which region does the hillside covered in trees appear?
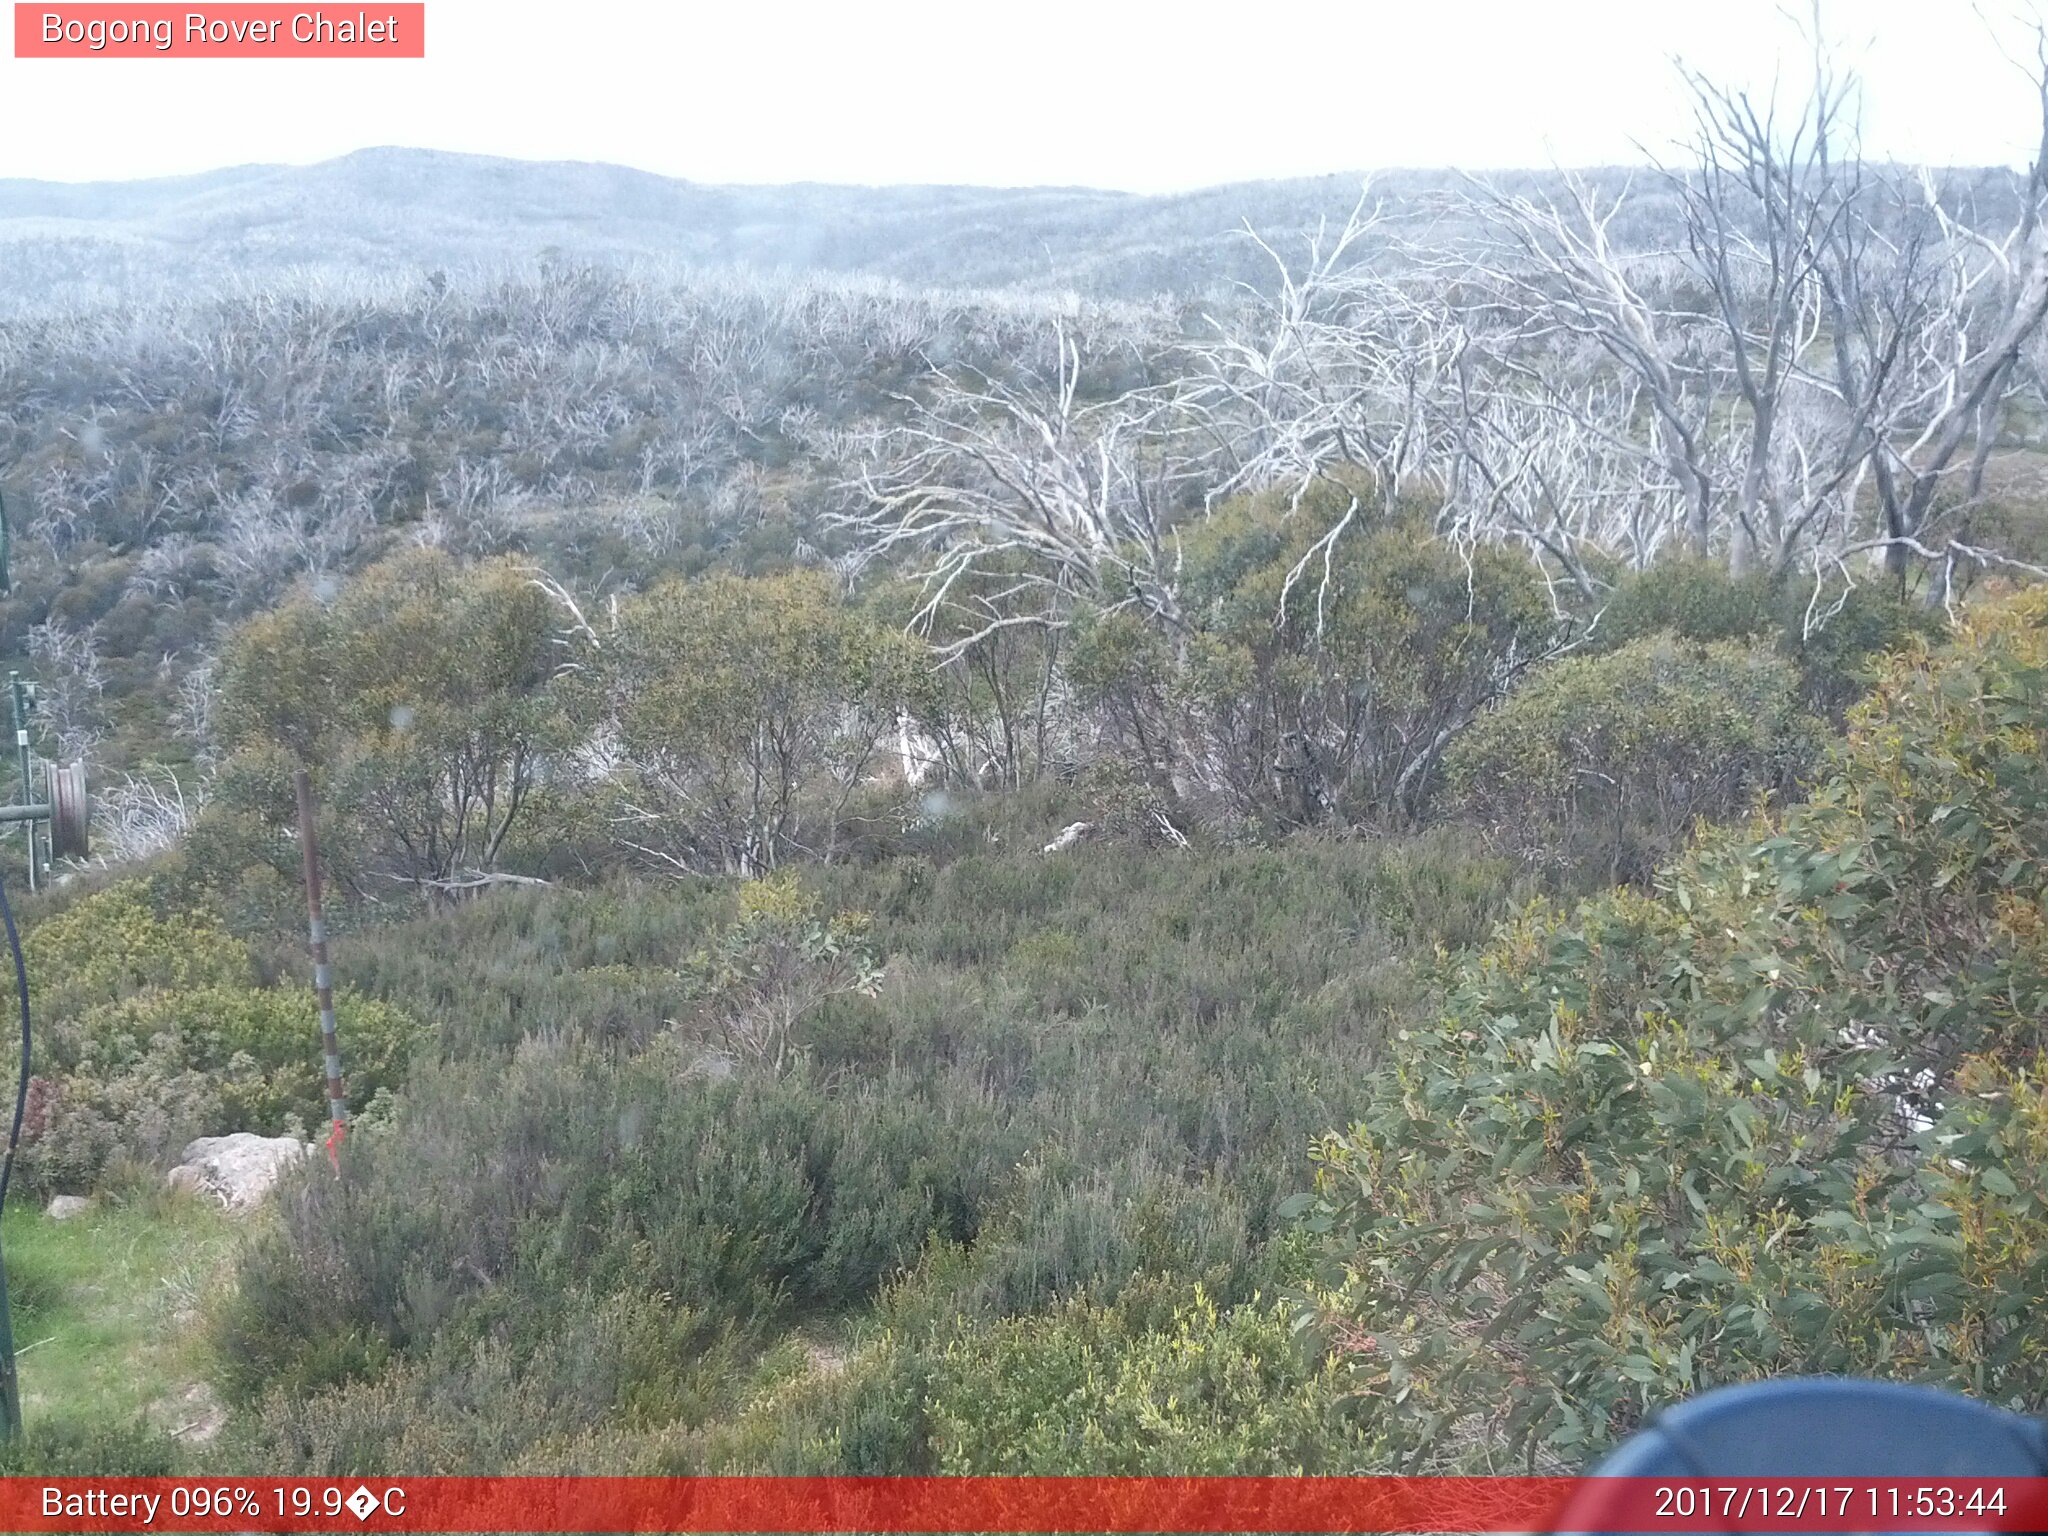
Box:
[2,30,2048,1480]
[0,153,1696,313]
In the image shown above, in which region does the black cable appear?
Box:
[0,876,30,1212]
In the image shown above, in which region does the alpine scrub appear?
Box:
[1303,587,2048,1469]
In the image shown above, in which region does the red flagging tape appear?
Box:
[8,1476,2048,1533]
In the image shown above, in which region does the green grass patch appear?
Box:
[3,1193,238,1439]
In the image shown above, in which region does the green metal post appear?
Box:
[0,864,26,1446]
[0,1223,20,1440]
[0,492,24,1439]
[8,677,31,894]
[1,488,22,895]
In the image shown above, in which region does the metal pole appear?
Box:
[0,872,32,1444]
[9,677,32,895]
[0,1244,20,1441]
[293,770,348,1162]
[0,503,25,1438]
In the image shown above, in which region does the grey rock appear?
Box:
[166,1133,311,1210]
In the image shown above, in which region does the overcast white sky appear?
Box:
[2,0,2044,190]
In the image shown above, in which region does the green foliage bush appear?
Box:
[669,1282,1373,1477]
[1448,637,1824,883]
[881,1166,1270,1340]
[216,549,573,895]
[606,570,933,873]
[15,884,421,1195]
[1790,581,1947,716]
[74,985,416,1130]
[0,1421,183,1477]
[1068,497,1557,828]
[24,885,251,1023]
[918,1291,1376,1473]
[23,988,421,1197]
[1593,558,1779,649]
[213,1042,1003,1405]
[679,873,884,1073]
[22,1038,226,1197]
[1593,557,1942,716]
[1304,587,2048,1469]
[221,1291,742,1475]
[215,832,1529,1465]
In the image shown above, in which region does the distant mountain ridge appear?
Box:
[0,146,1498,309]
[6,147,2024,314]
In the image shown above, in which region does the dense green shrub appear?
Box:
[1789,580,1946,716]
[1304,588,2048,1470]
[213,1042,1005,1404]
[920,1291,1376,1473]
[23,885,252,1023]
[679,874,883,1073]
[216,549,574,896]
[81,986,413,1125]
[1593,558,1942,716]
[605,571,932,873]
[221,1291,743,1475]
[1593,558,1778,648]
[1069,499,1557,828]
[14,884,421,1195]
[21,1037,227,1197]
[214,833,1530,1463]
[153,748,312,938]
[881,1168,1270,1338]
[1065,606,1179,782]
[329,876,734,1059]
[0,1421,183,1476]
[23,983,421,1196]
[1447,637,1824,883]
[658,1283,1373,1477]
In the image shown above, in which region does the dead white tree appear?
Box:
[25,618,106,762]
[1180,188,1449,513]
[842,319,1197,658]
[1458,22,2048,584]
[1437,370,1678,603]
[91,768,202,866]
[1463,175,1728,560]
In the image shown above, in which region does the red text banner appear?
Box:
[4,1476,2048,1533]
[14,5,424,57]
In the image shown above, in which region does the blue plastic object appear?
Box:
[1587,1378,2048,1476]
[1553,1378,2048,1533]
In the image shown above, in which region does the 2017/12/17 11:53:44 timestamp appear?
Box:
[1650,1481,2011,1523]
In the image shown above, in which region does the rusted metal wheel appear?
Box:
[46,760,87,860]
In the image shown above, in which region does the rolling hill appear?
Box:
[0,147,1623,310]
